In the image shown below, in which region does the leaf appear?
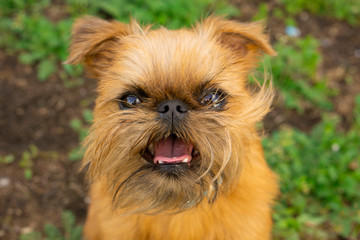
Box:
[69,226,83,240]
[19,151,32,168]
[20,231,42,240]
[68,147,84,162]
[19,52,37,64]
[44,223,62,240]
[24,168,33,180]
[69,119,82,132]
[29,144,39,157]
[37,59,56,81]
[82,109,93,123]
[62,210,76,234]
[0,154,15,164]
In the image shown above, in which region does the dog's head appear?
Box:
[66,16,275,213]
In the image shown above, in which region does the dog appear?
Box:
[66,16,278,240]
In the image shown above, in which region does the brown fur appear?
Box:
[66,16,278,240]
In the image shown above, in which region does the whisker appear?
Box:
[197,136,214,181]
[113,165,151,202]
[214,130,232,181]
[208,170,219,204]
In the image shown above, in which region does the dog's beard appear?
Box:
[83,108,249,214]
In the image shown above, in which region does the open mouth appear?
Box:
[141,134,199,166]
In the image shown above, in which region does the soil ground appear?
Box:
[1,1,359,239]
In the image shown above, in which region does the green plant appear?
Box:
[0,0,238,82]
[18,145,39,180]
[0,0,81,82]
[20,210,83,240]
[278,0,360,25]
[255,35,335,113]
[264,95,360,239]
[252,3,268,21]
[68,109,93,161]
[17,145,59,179]
[0,154,15,164]
[67,0,238,29]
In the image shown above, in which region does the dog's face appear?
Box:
[67,17,275,213]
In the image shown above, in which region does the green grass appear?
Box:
[253,35,336,114]
[67,0,238,29]
[18,145,39,180]
[0,154,15,164]
[270,36,336,113]
[264,95,360,239]
[279,0,360,25]
[251,3,336,113]
[68,109,93,161]
[0,0,238,82]
[20,210,83,240]
[0,0,80,82]
[0,145,59,180]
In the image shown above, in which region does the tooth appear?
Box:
[159,161,164,164]
[182,158,188,163]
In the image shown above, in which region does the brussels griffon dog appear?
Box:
[66,16,278,240]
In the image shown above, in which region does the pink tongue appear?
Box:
[154,135,193,164]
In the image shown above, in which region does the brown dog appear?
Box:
[66,16,278,240]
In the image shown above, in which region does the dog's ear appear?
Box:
[197,17,276,66]
[65,16,134,77]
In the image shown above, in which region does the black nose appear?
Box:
[157,100,188,123]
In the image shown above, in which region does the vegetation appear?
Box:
[258,35,336,113]
[264,96,360,239]
[68,109,93,161]
[0,0,238,82]
[279,0,360,25]
[20,211,83,240]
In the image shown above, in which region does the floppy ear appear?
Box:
[65,16,133,77]
[197,17,276,67]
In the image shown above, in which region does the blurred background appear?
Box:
[0,0,359,239]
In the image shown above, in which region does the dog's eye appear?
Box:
[119,94,141,109]
[201,91,225,109]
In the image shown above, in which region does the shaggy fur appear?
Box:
[66,16,278,240]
